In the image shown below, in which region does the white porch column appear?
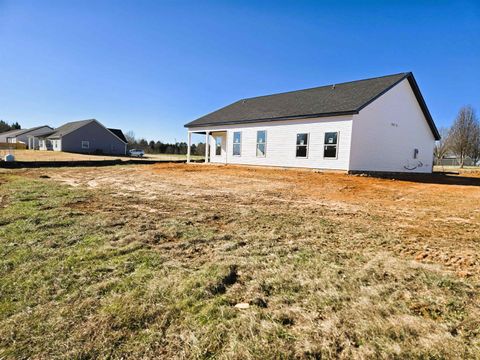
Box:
[187,131,191,163]
[205,131,209,163]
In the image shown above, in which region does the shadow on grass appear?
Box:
[362,172,480,187]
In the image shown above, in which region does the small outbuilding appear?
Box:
[185,72,440,173]
[36,119,127,155]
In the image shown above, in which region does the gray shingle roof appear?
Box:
[0,125,52,137]
[24,126,55,137]
[46,119,96,138]
[185,72,440,140]
[0,129,25,137]
[37,119,128,143]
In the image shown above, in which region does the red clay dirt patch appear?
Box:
[134,163,480,277]
[15,163,480,276]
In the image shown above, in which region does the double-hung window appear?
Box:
[256,130,266,157]
[233,132,241,156]
[296,133,309,158]
[323,132,338,158]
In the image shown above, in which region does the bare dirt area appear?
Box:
[40,163,480,277]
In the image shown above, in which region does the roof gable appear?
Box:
[185,72,440,140]
[108,128,128,143]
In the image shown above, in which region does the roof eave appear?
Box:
[185,110,358,128]
[405,74,441,140]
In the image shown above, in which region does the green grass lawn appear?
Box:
[0,173,479,359]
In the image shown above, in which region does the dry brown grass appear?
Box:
[1,163,479,359]
[0,149,203,162]
[45,163,480,276]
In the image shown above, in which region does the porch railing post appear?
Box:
[205,131,209,163]
[187,131,191,163]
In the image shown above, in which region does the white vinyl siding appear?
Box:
[200,116,353,170]
[349,78,435,173]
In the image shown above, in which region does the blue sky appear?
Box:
[0,0,478,143]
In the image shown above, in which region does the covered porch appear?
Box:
[186,129,228,164]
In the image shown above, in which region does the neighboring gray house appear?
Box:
[36,119,127,155]
[0,125,53,148]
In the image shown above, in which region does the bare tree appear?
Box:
[433,127,450,165]
[448,106,478,168]
[125,130,136,144]
[469,120,480,166]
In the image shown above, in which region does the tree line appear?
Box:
[125,131,206,155]
[0,120,21,133]
[434,105,479,168]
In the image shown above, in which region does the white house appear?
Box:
[0,125,53,149]
[185,72,440,173]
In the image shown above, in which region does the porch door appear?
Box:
[212,132,227,164]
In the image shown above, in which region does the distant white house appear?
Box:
[185,72,440,173]
[0,126,53,149]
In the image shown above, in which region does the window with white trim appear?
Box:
[296,133,309,158]
[81,141,90,149]
[323,132,338,158]
[233,131,241,156]
[256,130,266,157]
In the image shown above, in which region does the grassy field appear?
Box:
[0,149,204,162]
[0,164,479,359]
